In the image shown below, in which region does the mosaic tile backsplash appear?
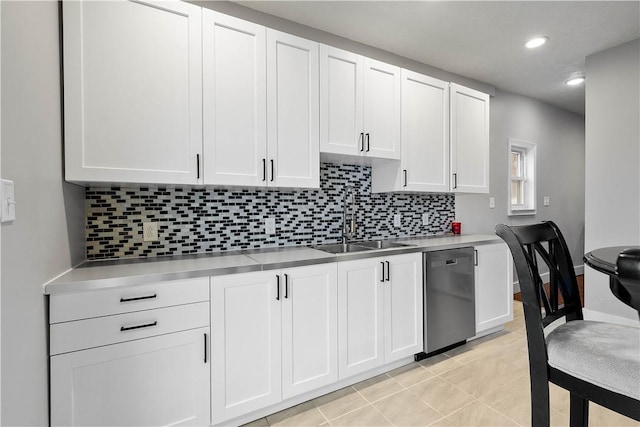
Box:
[86,163,455,259]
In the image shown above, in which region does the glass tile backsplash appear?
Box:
[85,163,455,259]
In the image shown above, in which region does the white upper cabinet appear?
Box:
[372,70,450,193]
[320,45,400,160]
[450,83,490,193]
[267,30,320,188]
[363,58,401,159]
[319,46,364,156]
[202,11,267,187]
[63,0,203,185]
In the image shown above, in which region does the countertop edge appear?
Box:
[44,234,504,294]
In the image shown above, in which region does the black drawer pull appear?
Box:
[120,321,158,332]
[120,294,157,303]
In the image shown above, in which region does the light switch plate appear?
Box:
[265,217,276,235]
[394,213,402,227]
[489,197,495,209]
[544,196,550,206]
[1,179,16,223]
[422,213,429,226]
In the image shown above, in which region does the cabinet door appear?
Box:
[281,264,338,399]
[267,30,320,188]
[363,58,401,159]
[401,70,450,192]
[211,272,281,423]
[63,1,202,185]
[384,253,424,362]
[450,83,490,193]
[319,45,364,156]
[50,328,210,427]
[338,258,385,379]
[475,243,514,333]
[203,11,267,186]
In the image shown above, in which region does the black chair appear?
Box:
[496,221,640,427]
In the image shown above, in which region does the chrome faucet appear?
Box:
[342,186,356,243]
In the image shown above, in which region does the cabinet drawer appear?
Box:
[49,277,210,323]
[50,301,209,355]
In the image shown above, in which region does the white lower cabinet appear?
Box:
[211,264,337,424]
[338,253,423,379]
[50,327,210,426]
[475,243,514,334]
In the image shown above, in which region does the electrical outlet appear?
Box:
[265,217,276,235]
[143,222,159,242]
[422,213,429,226]
[489,197,495,209]
[394,213,402,227]
[544,196,550,206]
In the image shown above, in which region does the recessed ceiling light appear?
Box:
[525,36,549,49]
[566,77,585,86]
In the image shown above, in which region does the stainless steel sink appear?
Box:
[313,243,373,254]
[353,240,410,249]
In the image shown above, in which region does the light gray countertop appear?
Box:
[44,234,502,294]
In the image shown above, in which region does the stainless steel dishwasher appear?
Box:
[424,247,476,354]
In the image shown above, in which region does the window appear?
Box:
[508,138,536,216]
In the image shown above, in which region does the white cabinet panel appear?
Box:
[51,328,210,427]
[63,0,202,185]
[338,254,423,379]
[320,45,364,156]
[211,264,337,423]
[281,264,338,399]
[372,70,449,193]
[267,30,319,188]
[384,253,423,362]
[363,58,401,159]
[338,258,385,379]
[203,11,266,186]
[320,46,400,160]
[475,243,514,333]
[450,83,490,193]
[211,272,281,423]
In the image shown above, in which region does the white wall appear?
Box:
[584,38,640,322]
[1,2,85,425]
[455,90,586,267]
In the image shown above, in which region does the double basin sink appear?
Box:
[314,240,410,254]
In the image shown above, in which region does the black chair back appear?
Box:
[496,221,583,372]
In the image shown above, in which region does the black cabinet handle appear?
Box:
[453,173,457,189]
[284,274,289,299]
[380,262,385,282]
[359,133,365,152]
[196,154,201,179]
[120,294,157,303]
[262,158,266,181]
[204,333,208,363]
[276,275,280,300]
[474,249,478,266]
[386,261,390,281]
[403,170,408,187]
[365,133,370,152]
[120,321,157,332]
[270,159,275,182]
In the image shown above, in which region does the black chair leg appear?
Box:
[531,374,551,427]
[569,393,589,427]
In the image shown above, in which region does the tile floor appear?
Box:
[242,300,640,427]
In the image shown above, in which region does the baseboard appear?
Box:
[512,264,584,295]
[582,308,640,327]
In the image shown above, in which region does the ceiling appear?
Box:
[234,1,640,115]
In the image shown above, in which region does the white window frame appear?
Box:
[508,138,536,216]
